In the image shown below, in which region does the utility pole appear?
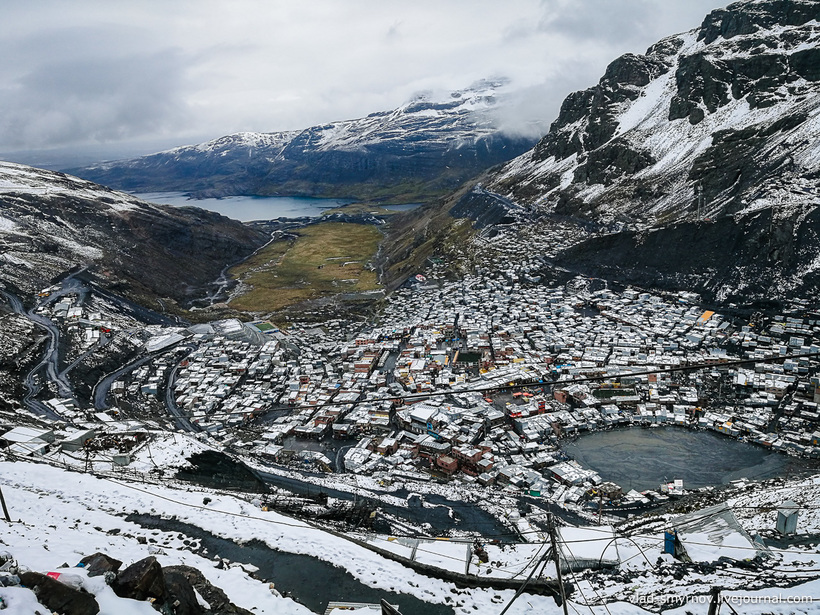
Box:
[707,586,722,615]
[548,513,569,615]
[0,485,11,523]
[500,533,556,615]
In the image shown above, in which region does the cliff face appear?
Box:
[378,1,820,306]
[555,204,820,306]
[0,161,267,303]
[483,0,820,227]
[67,82,537,204]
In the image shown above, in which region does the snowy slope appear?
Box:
[0,459,566,614]
[0,161,266,300]
[0,460,311,615]
[4,457,820,614]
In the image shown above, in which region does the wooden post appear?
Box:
[707,586,721,615]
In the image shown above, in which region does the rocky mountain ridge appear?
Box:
[68,81,538,203]
[0,161,267,306]
[482,0,819,227]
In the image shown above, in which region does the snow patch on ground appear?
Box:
[0,460,566,614]
[0,460,311,615]
[129,432,214,472]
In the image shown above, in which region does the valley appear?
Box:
[68,81,537,205]
[227,222,384,314]
[4,231,820,612]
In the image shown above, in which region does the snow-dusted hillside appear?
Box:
[0,457,560,614]
[68,81,538,202]
[485,0,820,226]
[0,161,266,301]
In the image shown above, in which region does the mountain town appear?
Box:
[0,0,820,614]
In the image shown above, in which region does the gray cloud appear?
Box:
[538,0,722,50]
[539,0,661,47]
[0,25,193,149]
[386,20,403,41]
[0,0,729,157]
[490,0,726,138]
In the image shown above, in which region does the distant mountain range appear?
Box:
[0,161,266,306]
[67,81,538,203]
[385,0,820,306]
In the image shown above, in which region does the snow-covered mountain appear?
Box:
[483,0,820,226]
[381,0,820,305]
[0,161,266,303]
[68,80,538,203]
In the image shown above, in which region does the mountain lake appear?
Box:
[133,191,419,221]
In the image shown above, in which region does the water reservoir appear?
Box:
[562,427,799,492]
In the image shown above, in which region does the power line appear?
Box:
[22,444,820,552]
[12,445,820,555]
[106,477,820,596]
[9,457,820,614]
[5,466,537,576]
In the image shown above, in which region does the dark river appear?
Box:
[127,515,454,615]
[562,427,801,492]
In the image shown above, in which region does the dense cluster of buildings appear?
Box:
[36,286,118,350]
[104,274,819,507]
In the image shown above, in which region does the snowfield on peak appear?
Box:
[485,0,820,226]
[66,80,538,203]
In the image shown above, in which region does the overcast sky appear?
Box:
[0,0,728,162]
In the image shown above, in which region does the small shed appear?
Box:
[60,429,97,452]
[9,439,49,457]
[670,502,771,563]
[776,500,799,536]
[112,453,131,467]
[557,525,620,572]
[1,426,55,445]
